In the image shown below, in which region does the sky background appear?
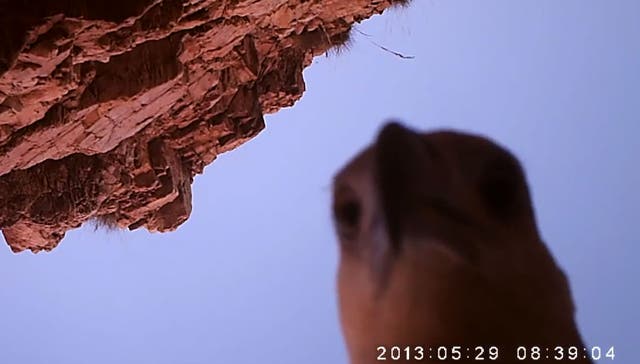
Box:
[1,1,639,363]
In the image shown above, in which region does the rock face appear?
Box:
[0,0,407,253]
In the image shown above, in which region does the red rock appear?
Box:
[0,0,408,253]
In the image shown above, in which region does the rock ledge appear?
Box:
[0,0,406,252]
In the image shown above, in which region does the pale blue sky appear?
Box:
[1,1,639,363]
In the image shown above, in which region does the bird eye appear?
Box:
[332,187,362,241]
[478,155,523,219]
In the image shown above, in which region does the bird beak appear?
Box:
[374,122,436,250]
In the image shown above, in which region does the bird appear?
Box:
[331,122,591,363]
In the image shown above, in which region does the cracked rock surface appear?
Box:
[0,0,403,253]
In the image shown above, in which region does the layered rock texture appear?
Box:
[0,0,407,253]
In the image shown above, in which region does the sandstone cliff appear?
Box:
[0,0,408,253]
